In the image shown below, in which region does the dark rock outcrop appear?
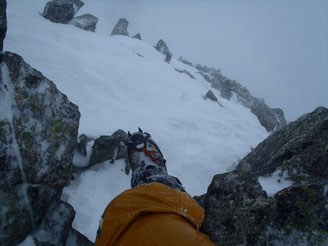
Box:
[0,52,80,245]
[201,173,328,245]
[274,185,328,237]
[69,14,98,32]
[27,184,61,226]
[205,90,218,102]
[132,33,142,40]
[201,171,272,245]
[155,39,172,63]
[0,0,6,53]
[34,201,75,245]
[89,129,128,168]
[0,52,80,187]
[199,107,328,245]
[236,106,328,185]
[42,0,84,24]
[1,184,35,244]
[110,18,129,36]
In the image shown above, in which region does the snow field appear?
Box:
[61,160,131,241]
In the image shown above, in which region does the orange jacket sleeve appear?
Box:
[94,182,216,246]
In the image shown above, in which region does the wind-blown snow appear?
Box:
[61,160,131,241]
[5,0,269,242]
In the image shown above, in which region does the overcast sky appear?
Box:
[84,0,328,121]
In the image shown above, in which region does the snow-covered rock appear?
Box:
[34,201,75,245]
[89,130,128,169]
[199,171,328,245]
[69,14,98,32]
[0,52,80,245]
[110,18,129,36]
[0,0,6,53]
[237,106,328,185]
[42,0,84,24]
[198,170,270,245]
[155,39,172,63]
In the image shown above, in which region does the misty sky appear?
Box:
[83,0,328,121]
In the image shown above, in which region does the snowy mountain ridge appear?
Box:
[2,1,328,246]
[179,57,287,132]
[3,0,273,242]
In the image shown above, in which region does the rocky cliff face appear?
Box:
[179,57,287,132]
[0,51,91,245]
[236,106,328,185]
[197,107,328,246]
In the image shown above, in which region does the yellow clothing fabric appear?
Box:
[95,182,216,246]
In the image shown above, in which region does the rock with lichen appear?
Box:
[236,106,328,185]
[199,107,328,245]
[199,170,272,246]
[0,52,80,245]
[200,173,328,245]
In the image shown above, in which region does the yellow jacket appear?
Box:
[95,182,216,246]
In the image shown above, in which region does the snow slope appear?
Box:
[5,0,268,241]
